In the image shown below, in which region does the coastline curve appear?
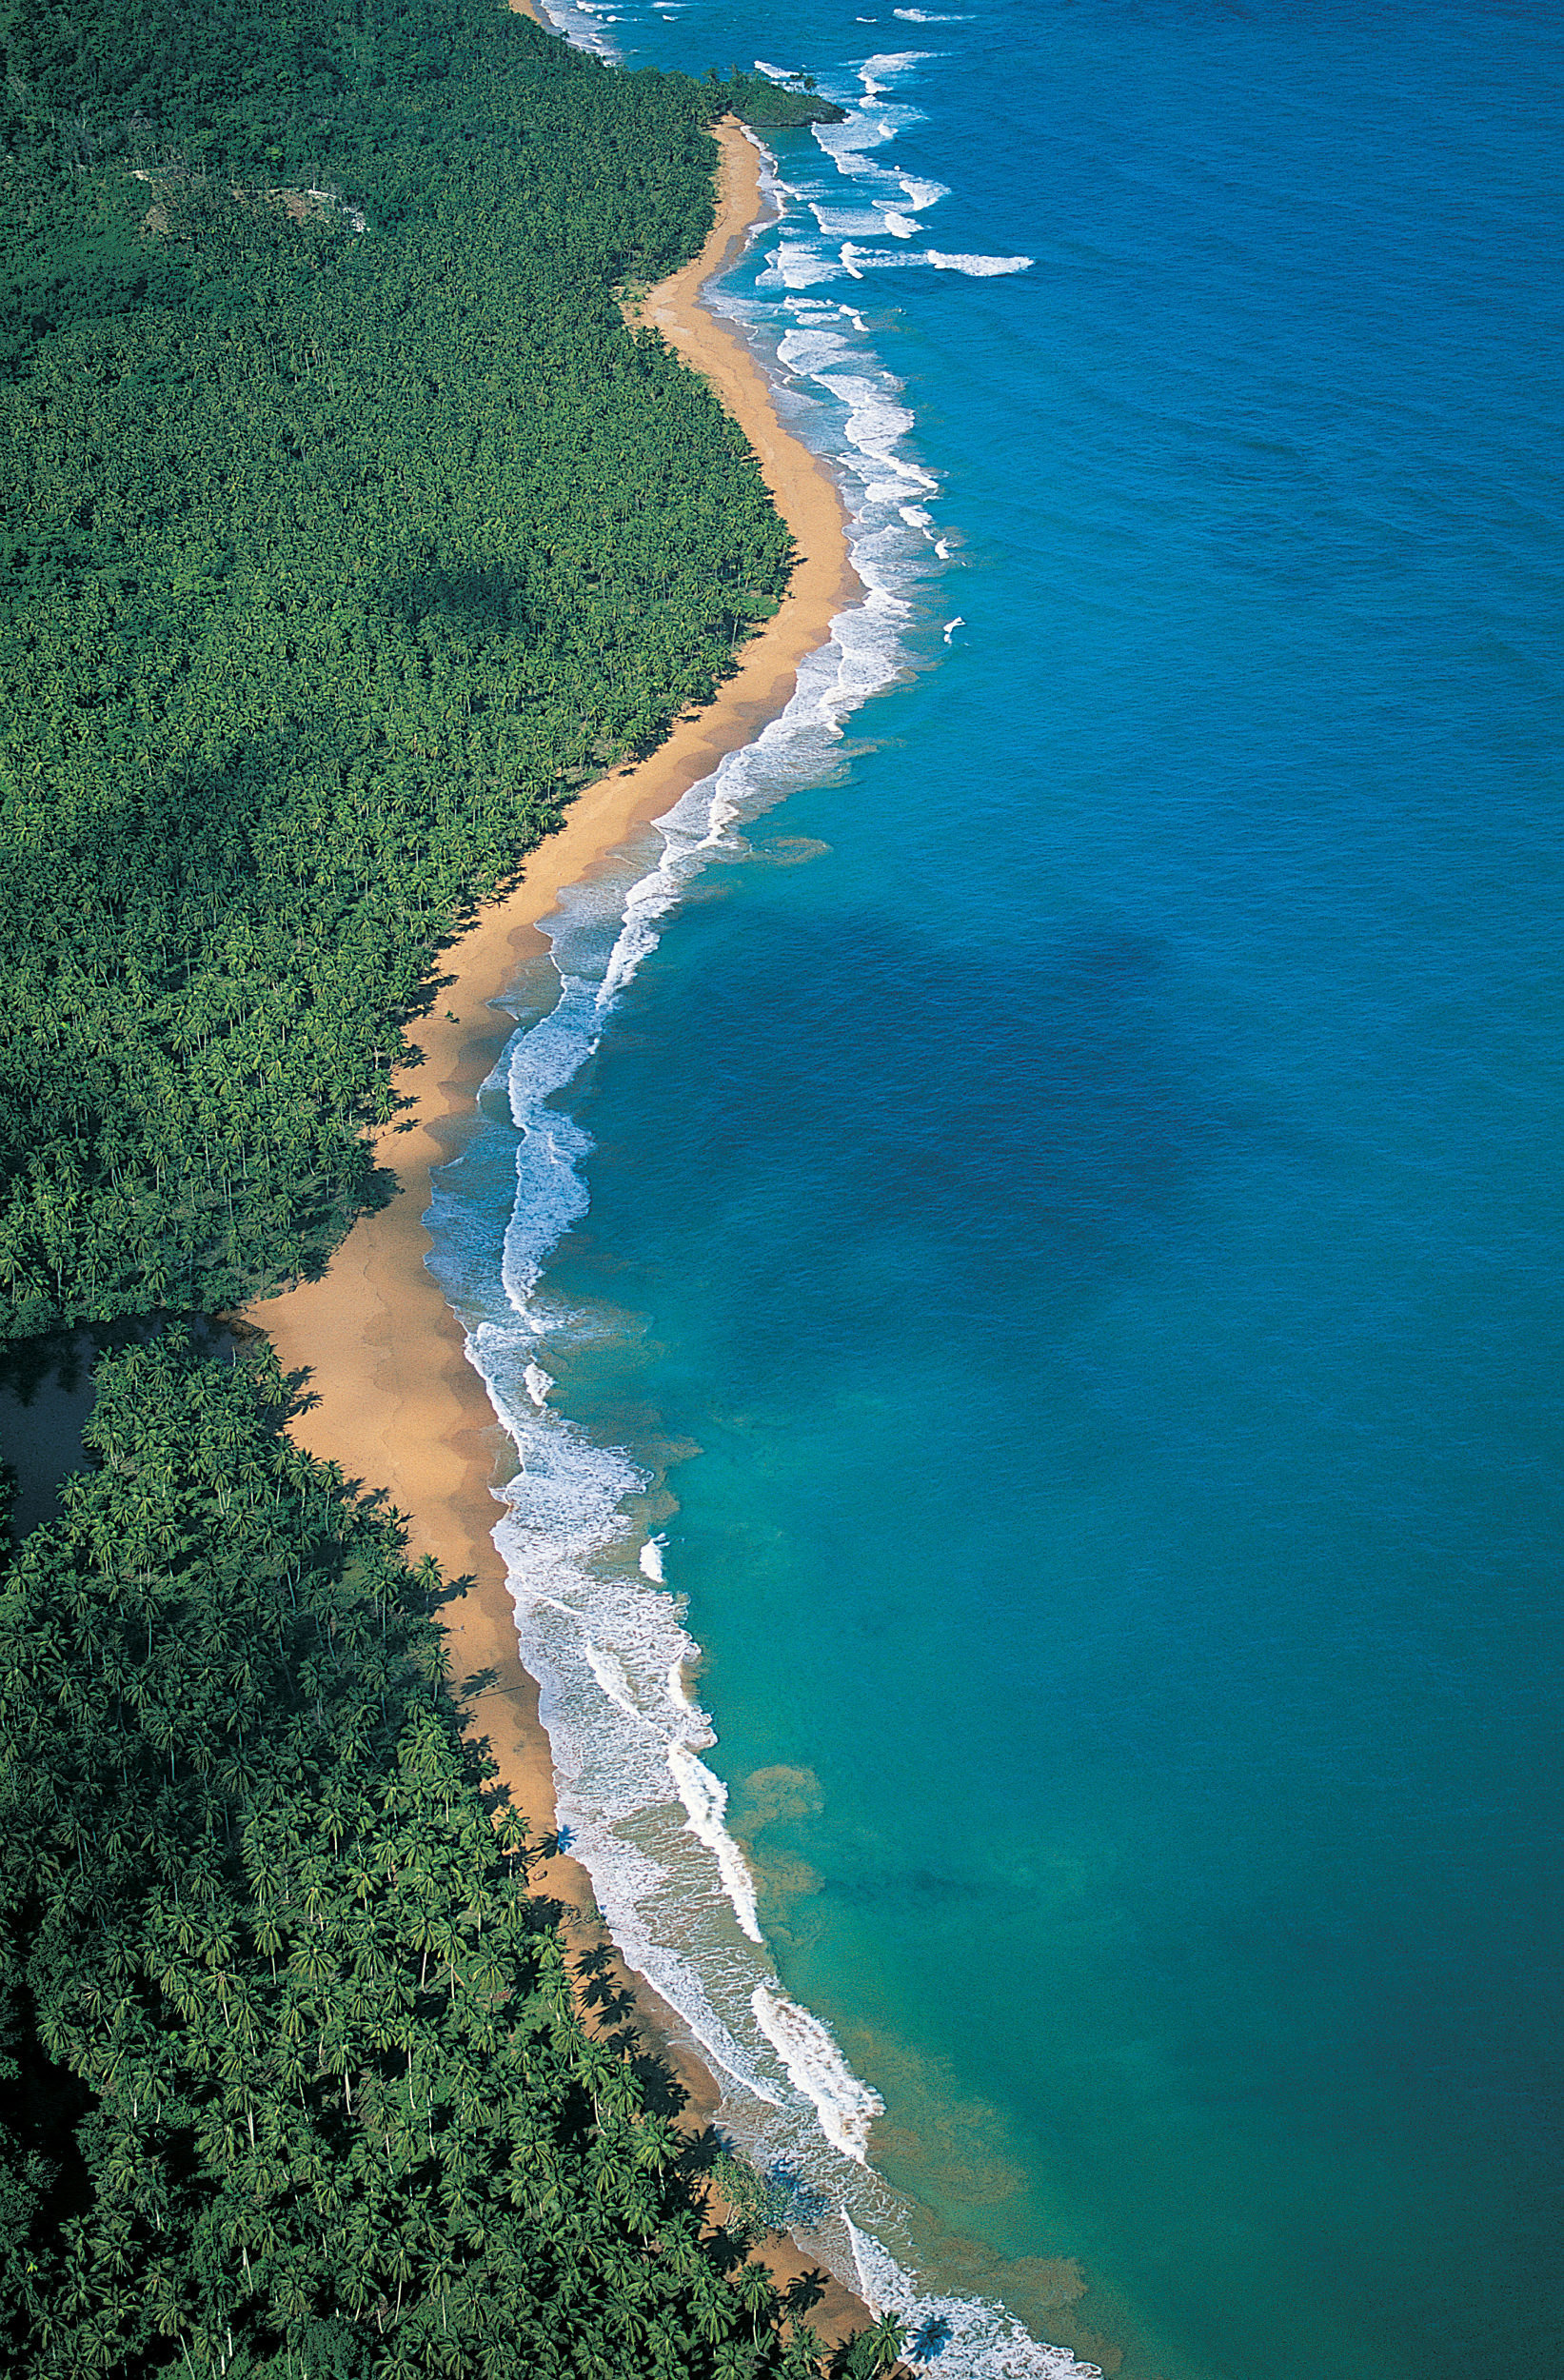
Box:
[247,107,869,2338]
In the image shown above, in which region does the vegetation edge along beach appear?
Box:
[0,0,895,2368]
[249,97,870,2339]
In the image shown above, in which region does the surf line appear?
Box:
[248,83,881,2343]
[432,71,1105,2380]
[254,30,1099,2367]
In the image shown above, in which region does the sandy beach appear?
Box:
[248,116,866,2331]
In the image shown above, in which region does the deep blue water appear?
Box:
[430,7,1564,2374]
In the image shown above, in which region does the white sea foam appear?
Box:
[943,614,964,642]
[809,245,1038,280]
[752,1986,884,2163]
[815,109,900,166]
[861,48,934,87]
[441,275,923,2187]
[815,372,937,503]
[639,1533,667,1582]
[535,0,618,58]
[812,202,901,239]
[772,238,844,289]
[898,172,949,208]
[668,1742,764,1945]
[777,324,854,376]
[780,234,1032,286]
[846,245,916,270]
[426,50,1075,2373]
[584,1639,643,1724]
[927,249,1035,275]
[846,2219,1105,2378]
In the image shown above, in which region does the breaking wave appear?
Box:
[424,35,1086,2378]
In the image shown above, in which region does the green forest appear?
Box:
[0,0,796,1331]
[0,1339,901,2376]
[0,1,894,2370]
[703,72,845,129]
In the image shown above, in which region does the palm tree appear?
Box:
[734,2257,776,2344]
[861,2313,908,2375]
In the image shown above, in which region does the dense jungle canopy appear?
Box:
[703,71,845,129]
[0,2,896,2371]
[0,1338,885,2376]
[0,0,795,1332]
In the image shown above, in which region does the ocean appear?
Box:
[425,5,1564,2374]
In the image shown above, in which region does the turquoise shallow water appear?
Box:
[429,7,1564,2375]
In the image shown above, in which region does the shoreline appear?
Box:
[247,118,868,2336]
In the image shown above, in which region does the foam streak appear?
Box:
[428,52,1079,2372]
